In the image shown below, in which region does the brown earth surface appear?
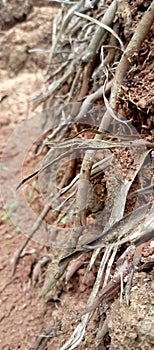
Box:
[0,2,93,350]
[0,1,154,350]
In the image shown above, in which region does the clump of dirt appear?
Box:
[108,271,154,350]
[122,31,154,132]
[0,0,33,30]
[0,1,57,78]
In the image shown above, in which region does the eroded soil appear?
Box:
[0,1,154,350]
[0,3,86,350]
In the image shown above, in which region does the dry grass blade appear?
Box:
[59,201,153,265]
[105,149,152,229]
[102,66,132,131]
[82,257,129,315]
[85,202,153,250]
[74,80,113,122]
[48,138,154,149]
[74,10,124,51]
[59,245,113,350]
[16,149,73,190]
